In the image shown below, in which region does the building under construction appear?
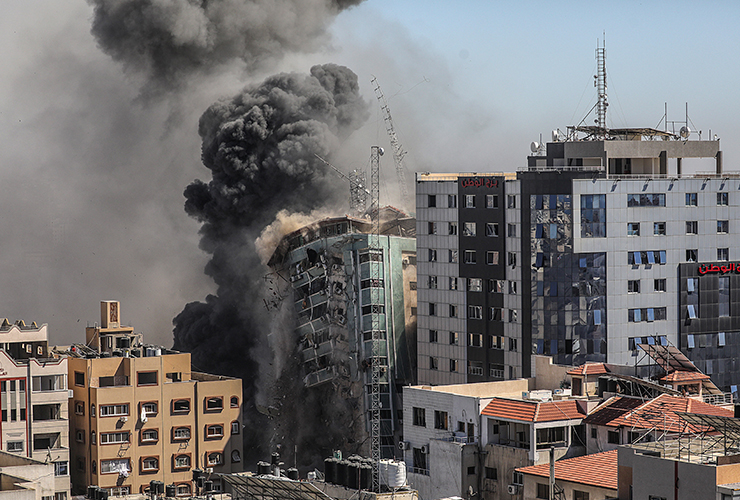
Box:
[268,207,417,460]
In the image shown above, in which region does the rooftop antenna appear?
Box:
[595,35,608,138]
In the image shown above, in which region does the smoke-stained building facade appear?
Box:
[268,208,417,459]
[416,128,740,392]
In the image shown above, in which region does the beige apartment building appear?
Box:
[67,301,243,496]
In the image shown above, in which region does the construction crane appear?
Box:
[314,154,369,217]
[371,76,410,201]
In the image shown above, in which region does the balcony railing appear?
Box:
[407,466,429,476]
[702,393,734,406]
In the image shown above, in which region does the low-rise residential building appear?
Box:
[0,450,62,500]
[65,301,243,496]
[0,319,69,500]
[517,449,617,500]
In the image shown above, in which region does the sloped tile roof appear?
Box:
[516,450,618,490]
[566,362,611,376]
[481,398,585,423]
[584,394,733,432]
[660,371,711,383]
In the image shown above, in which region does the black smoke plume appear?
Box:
[173,64,369,463]
[87,0,365,92]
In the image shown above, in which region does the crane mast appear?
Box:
[369,145,382,492]
[371,77,409,200]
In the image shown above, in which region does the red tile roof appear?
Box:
[660,371,711,383]
[517,450,618,490]
[584,394,733,433]
[481,398,585,423]
[566,362,611,376]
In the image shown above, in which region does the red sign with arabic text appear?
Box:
[698,263,740,275]
[460,177,499,189]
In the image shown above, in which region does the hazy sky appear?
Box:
[1,0,738,346]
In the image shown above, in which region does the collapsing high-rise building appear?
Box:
[268,207,417,459]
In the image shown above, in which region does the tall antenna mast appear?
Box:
[369,145,383,493]
[595,37,608,138]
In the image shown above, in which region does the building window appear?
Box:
[231,421,240,434]
[141,402,158,416]
[100,459,130,475]
[434,410,448,430]
[449,222,457,235]
[628,280,640,293]
[720,277,730,317]
[509,337,518,351]
[718,220,729,234]
[428,276,437,289]
[627,222,640,236]
[507,252,516,267]
[509,309,517,322]
[449,277,457,290]
[428,249,437,262]
[100,404,128,417]
[468,333,483,347]
[74,372,84,387]
[574,491,590,500]
[449,332,459,345]
[429,357,439,370]
[686,192,698,206]
[412,407,426,427]
[489,279,504,293]
[591,427,598,439]
[486,194,498,208]
[428,222,437,235]
[686,221,698,234]
[686,249,698,262]
[468,361,483,376]
[429,329,438,343]
[206,397,223,411]
[465,195,475,208]
[485,251,499,265]
[173,427,191,441]
[7,441,23,452]
[75,430,84,443]
[468,278,483,292]
[448,250,458,263]
[463,222,476,237]
[464,250,476,264]
[172,399,190,414]
[230,396,239,408]
[581,194,606,237]
[207,452,223,466]
[206,424,224,438]
[174,455,191,470]
[54,462,68,477]
[490,307,502,321]
[137,371,157,386]
[449,304,458,317]
[536,484,549,499]
[448,195,457,208]
[449,359,457,372]
[608,431,620,444]
[512,471,523,485]
[468,306,483,320]
[718,192,729,206]
[719,248,730,261]
[507,224,516,237]
[654,221,666,235]
[141,429,158,443]
[654,279,666,292]
[486,222,499,237]
[100,432,129,444]
[628,193,665,207]
[74,401,85,415]
[507,195,516,208]
[427,195,436,208]
[429,303,436,316]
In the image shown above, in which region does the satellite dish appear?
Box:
[530,141,540,153]
[378,147,385,156]
[680,126,690,139]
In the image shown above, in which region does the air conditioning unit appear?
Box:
[205,467,213,474]
[398,441,410,451]
[507,484,519,495]
[420,445,428,454]
[119,416,127,422]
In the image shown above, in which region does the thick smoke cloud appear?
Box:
[173,64,368,462]
[88,0,364,92]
